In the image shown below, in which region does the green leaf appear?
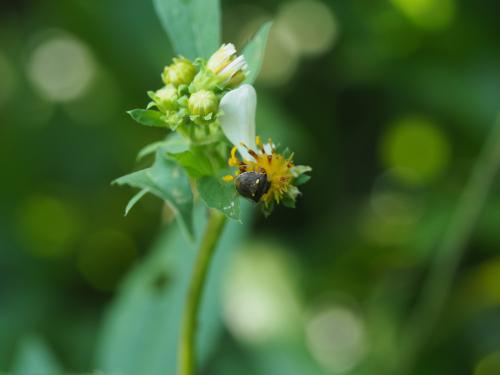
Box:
[97,202,251,375]
[114,150,194,238]
[243,21,273,84]
[152,0,221,59]
[137,141,166,161]
[198,176,240,221]
[137,133,190,161]
[127,109,168,128]
[125,188,149,216]
[163,132,190,153]
[168,149,213,178]
[11,335,63,374]
[114,170,155,196]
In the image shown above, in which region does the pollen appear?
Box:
[226,136,294,206]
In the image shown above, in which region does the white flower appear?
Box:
[219,84,257,160]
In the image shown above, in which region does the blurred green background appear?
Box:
[2,0,500,374]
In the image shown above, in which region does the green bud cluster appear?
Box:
[145,44,248,138]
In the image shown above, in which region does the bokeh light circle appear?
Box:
[223,244,302,345]
[16,195,81,258]
[26,30,96,102]
[475,351,500,375]
[277,0,338,57]
[380,116,451,185]
[390,0,456,30]
[258,22,300,86]
[258,0,338,86]
[306,305,367,373]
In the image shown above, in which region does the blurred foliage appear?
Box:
[1,0,500,374]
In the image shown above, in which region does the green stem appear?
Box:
[399,115,500,373]
[177,209,227,375]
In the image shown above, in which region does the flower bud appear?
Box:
[162,57,196,86]
[188,90,218,122]
[226,69,246,88]
[154,85,178,112]
[207,43,247,87]
[207,44,237,73]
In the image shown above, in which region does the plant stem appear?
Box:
[399,115,500,373]
[177,208,227,375]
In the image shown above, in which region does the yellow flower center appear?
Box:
[226,137,294,205]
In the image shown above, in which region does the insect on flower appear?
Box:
[234,171,270,203]
[219,84,311,214]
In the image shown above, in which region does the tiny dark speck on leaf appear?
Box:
[151,271,171,293]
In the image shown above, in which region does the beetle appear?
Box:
[234,171,271,202]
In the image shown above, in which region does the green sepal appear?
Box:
[261,202,275,218]
[290,165,312,186]
[290,165,312,177]
[171,109,189,130]
[281,195,296,208]
[294,174,311,186]
[146,90,157,104]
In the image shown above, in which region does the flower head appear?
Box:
[219,85,311,214]
[227,137,295,204]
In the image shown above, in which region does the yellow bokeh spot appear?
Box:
[475,352,500,375]
[380,116,451,185]
[390,0,455,30]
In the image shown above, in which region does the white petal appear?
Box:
[263,142,273,155]
[207,43,236,73]
[219,55,248,79]
[220,84,257,159]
